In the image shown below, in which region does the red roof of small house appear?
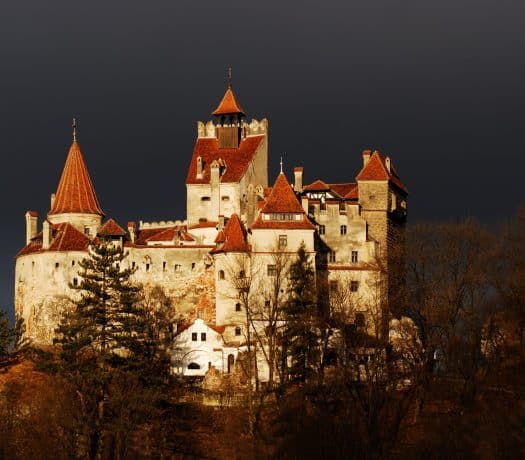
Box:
[26,210,38,217]
[16,222,91,257]
[356,151,408,194]
[212,214,249,253]
[186,135,265,185]
[212,85,246,116]
[258,173,304,214]
[97,218,126,236]
[48,141,104,216]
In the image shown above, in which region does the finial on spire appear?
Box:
[280,157,283,174]
[72,118,77,143]
[228,66,232,88]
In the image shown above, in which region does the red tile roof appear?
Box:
[329,183,356,198]
[145,227,177,242]
[26,210,38,217]
[188,221,218,230]
[17,222,90,257]
[213,214,249,253]
[356,151,408,194]
[186,135,265,185]
[48,141,104,216]
[251,174,315,230]
[304,179,330,192]
[344,185,359,200]
[212,85,246,116]
[258,173,304,214]
[97,218,126,236]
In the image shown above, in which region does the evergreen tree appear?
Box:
[54,238,171,459]
[283,242,319,383]
[0,309,11,359]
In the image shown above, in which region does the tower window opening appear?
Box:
[191,262,196,270]
[235,327,242,336]
[328,251,336,263]
[340,225,347,235]
[132,262,136,269]
[192,332,198,341]
[235,303,241,312]
[221,195,230,201]
[174,264,181,271]
[278,235,287,248]
[201,196,211,202]
[163,261,166,271]
[72,277,78,286]
[146,263,150,272]
[55,262,59,269]
[319,225,325,235]
[350,280,359,292]
[351,251,358,263]
[71,260,75,266]
[201,332,207,341]
[218,270,225,280]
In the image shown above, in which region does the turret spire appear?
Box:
[72,117,77,143]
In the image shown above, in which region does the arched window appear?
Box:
[227,354,235,373]
[218,270,225,280]
[188,362,200,370]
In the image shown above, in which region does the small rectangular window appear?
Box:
[340,225,347,235]
[267,264,277,276]
[329,280,338,292]
[201,196,211,201]
[235,327,241,336]
[71,260,75,266]
[350,280,359,292]
[201,332,206,341]
[191,262,196,270]
[55,262,59,269]
[132,262,136,269]
[174,264,181,271]
[265,300,271,307]
[278,235,287,248]
[351,251,358,263]
[146,263,150,272]
[319,225,325,235]
[328,251,336,263]
[163,261,166,271]
[72,277,78,286]
[235,303,241,311]
[221,195,230,201]
[192,333,198,341]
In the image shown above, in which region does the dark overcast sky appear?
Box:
[1,0,524,317]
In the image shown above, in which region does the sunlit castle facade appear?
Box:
[14,78,408,377]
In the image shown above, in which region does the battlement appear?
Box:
[139,219,187,230]
[197,118,268,139]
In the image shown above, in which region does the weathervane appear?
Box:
[228,66,232,88]
[280,157,283,174]
[72,118,77,142]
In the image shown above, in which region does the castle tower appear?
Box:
[186,74,268,227]
[47,120,104,236]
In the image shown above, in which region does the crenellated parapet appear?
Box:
[139,220,187,229]
[197,118,268,139]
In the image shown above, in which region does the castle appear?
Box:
[14,78,407,377]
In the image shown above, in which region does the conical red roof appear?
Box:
[259,173,304,214]
[212,86,246,116]
[48,141,104,216]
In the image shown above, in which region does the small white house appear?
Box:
[171,318,239,377]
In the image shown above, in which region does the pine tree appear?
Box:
[54,238,171,459]
[283,242,319,383]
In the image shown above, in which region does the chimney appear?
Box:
[127,221,136,243]
[362,150,371,167]
[218,215,225,231]
[210,160,220,185]
[301,197,309,214]
[42,220,51,249]
[385,156,391,173]
[25,211,38,245]
[293,167,304,193]
[50,193,56,209]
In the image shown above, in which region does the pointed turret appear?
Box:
[47,120,104,233]
[212,68,245,149]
